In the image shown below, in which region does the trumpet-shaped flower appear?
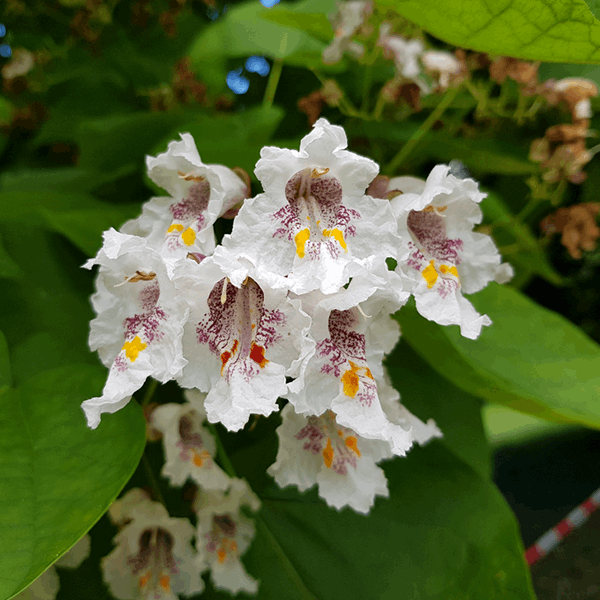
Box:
[82,229,188,429]
[286,266,413,455]
[176,249,312,431]
[102,501,202,600]
[194,478,260,595]
[223,118,400,294]
[268,404,389,513]
[121,134,250,272]
[386,165,513,339]
[151,400,231,490]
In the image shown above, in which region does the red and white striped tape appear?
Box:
[525,487,600,566]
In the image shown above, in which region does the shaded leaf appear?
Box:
[0,365,146,599]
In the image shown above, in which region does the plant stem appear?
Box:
[386,84,460,173]
[140,378,159,408]
[206,422,237,478]
[263,59,283,109]
[142,452,166,505]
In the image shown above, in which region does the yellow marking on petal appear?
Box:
[323,228,347,252]
[439,264,459,279]
[167,223,184,233]
[192,449,211,467]
[181,227,196,246]
[323,438,334,468]
[122,336,147,362]
[295,228,310,258]
[139,572,150,589]
[345,436,361,457]
[422,260,438,289]
[342,362,360,398]
[159,575,171,591]
[217,549,227,564]
[230,540,238,552]
[422,204,447,213]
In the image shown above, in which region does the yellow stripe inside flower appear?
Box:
[295,228,310,258]
[323,228,348,251]
[422,260,459,288]
[167,224,196,246]
[122,336,146,361]
[341,361,373,397]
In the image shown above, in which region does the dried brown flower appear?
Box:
[540,203,600,259]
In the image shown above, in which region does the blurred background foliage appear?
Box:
[2,0,600,599]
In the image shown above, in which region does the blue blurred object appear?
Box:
[207,7,219,20]
[226,68,250,94]
[245,56,270,76]
[0,44,11,58]
[0,24,6,37]
[260,0,281,7]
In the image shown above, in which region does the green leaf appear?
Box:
[0,227,95,384]
[259,0,337,42]
[189,0,330,76]
[481,191,563,286]
[0,365,146,599]
[396,284,600,428]
[236,436,533,599]
[0,329,10,392]
[584,0,600,19]
[0,191,138,256]
[159,106,285,176]
[386,340,492,479]
[387,0,600,64]
[0,233,22,281]
[76,112,189,173]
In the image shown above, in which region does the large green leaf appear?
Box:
[224,341,533,599]
[387,0,600,64]
[235,438,533,599]
[481,192,564,286]
[396,284,600,428]
[386,340,491,479]
[0,191,138,256]
[189,0,331,88]
[157,106,285,177]
[0,365,146,600]
[0,227,95,384]
[0,329,10,392]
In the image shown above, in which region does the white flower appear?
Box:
[195,478,260,595]
[102,501,202,600]
[422,50,464,90]
[268,404,389,514]
[13,535,91,600]
[1,48,35,80]
[151,400,231,491]
[121,134,250,273]
[81,229,188,429]
[322,1,373,64]
[389,165,513,339]
[223,118,400,295]
[12,569,59,600]
[109,488,153,528]
[286,266,413,455]
[175,248,312,431]
[377,23,424,80]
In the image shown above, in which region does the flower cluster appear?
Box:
[83,120,511,506]
[101,394,260,598]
